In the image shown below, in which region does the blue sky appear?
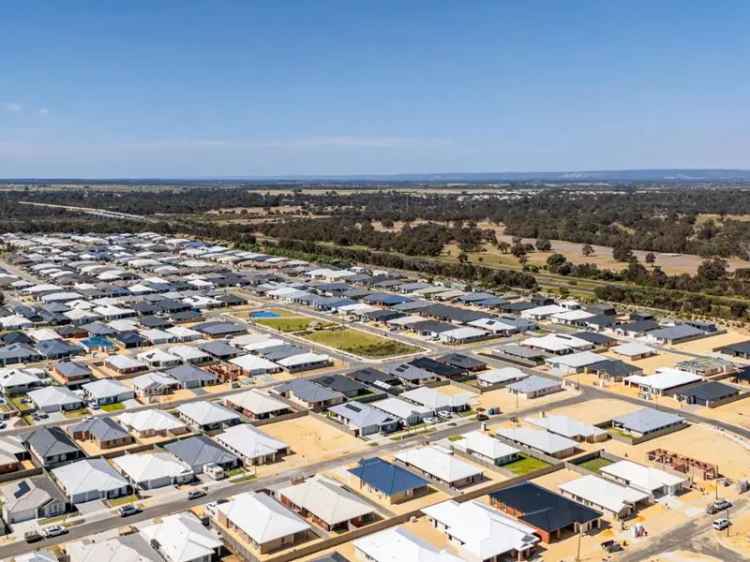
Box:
[2,1,749,177]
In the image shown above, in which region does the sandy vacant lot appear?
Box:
[671,331,750,356]
[480,386,580,414]
[257,416,367,475]
[603,349,690,374]
[600,422,750,482]
[547,398,641,426]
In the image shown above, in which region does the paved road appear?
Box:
[0,389,588,558]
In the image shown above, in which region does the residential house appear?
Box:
[164,435,240,474]
[177,401,241,431]
[112,451,195,490]
[22,426,85,467]
[51,458,131,504]
[214,423,288,466]
[68,416,134,449]
[348,457,430,505]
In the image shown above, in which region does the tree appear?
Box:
[582,244,594,257]
[612,243,635,263]
[697,257,729,282]
[546,253,567,273]
[511,243,527,260]
[645,252,656,264]
[535,238,552,252]
[496,240,511,254]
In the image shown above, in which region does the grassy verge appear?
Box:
[101,402,125,412]
[107,494,140,507]
[503,455,551,475]
[301,328,419,358]
[63,407,90,418]
[9,396,34,413]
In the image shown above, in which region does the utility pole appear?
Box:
[575,525,582,562]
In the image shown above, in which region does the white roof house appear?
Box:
[168,345,211,364]
[453,430,520,463]
[611,342,656,358]
[112,451,194,490]
[522,333,593,354]
[82,378,134,404]
[132,371,179,394]
[354,526,466,562]
[137,349,181,367]
[106,355,148,372]
[216,492,311,548]
[52,458,130,504]
[214,424,288,464]
[423,500,539,561]
[225,390,289,416]
[545,351,607,372]
[551,309,595,324]
[559,474,650,517]
[166,326,202,342]
[477,367,528,386]
[439,326,488,343]
[278,476,374,528]
[521,304,567,319]
[395,446,483,486]
[141,512,223,562]
[600,460,688,497]
[371,397,432,423]
[177,401,240,429]
[495,426,578,457]
[625,368,702,394]
[229,354,281,375]
[118,409,187,435]
[28,386,82,412]
[401,387,474,411]
[276,352,331,370]
[524,415,607,441]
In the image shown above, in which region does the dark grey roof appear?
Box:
[69,417,129,442]
[194,320,247,336]
[647,324,706,342]
[55,360,92,378]
[572,331,616,346]
[276,379,344,403]
[165,364,216,385]
[164,435,238,469]
[198,340,240,358]
[312,374,368,397]
[23,426,82,459]
[419,303,487,323]
[671,381,739,402]
[490,482,601,533]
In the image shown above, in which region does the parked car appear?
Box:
[187,489,207,500]
[475,414,489,422]
[706,499,733,514]
[42,525,67,538]
[713,518,730,531]
[600,540,623,553]
[437,410,452,419]
[119,504,141,517]
[24,531,43,543]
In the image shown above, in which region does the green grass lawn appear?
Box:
[578,457,613,473]
[256,316,315,332]
[107,493,139,507]
[448,435,465,442]
[100,402,125,412]
[302,328,419,358]
[607,427,635,443]
[9,396,34,413]
[503,455,551,476]
[62,407,90,418]
[225,466,246,478]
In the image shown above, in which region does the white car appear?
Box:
[42,525,67,538]
[713,518,730,531]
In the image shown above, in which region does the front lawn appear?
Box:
[63,407,90,418]
[503,455,551,476]
[107,493,139,507]
[302,328,419,358]
[101,402,125,412]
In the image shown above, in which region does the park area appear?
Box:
[301,327,419,358]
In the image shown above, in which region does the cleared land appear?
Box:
[300,327,419,358]
[257,415,368,474]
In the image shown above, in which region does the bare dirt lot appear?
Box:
[256,415,368,475]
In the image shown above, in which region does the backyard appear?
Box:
[503,455,551,476]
